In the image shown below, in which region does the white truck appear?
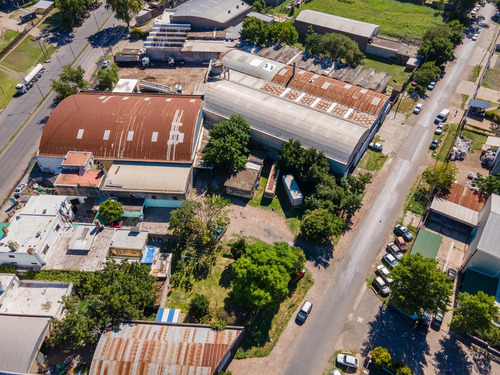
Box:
[16,63,44,94]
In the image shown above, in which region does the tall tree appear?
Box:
[447,20,465,46]
[419,25,454,65]
[97,63,119,91]
[105,0,143,28]
[49,296,92,349]
[304,26,322,55]
[187,294,210,323]
[98,198,123,224]
[269,22,298,46]
[450,291,499,334]
[240,17,268,46]
[55,0,84,29]
[389,253,453,318]
[413,61,441,92]
[231,241,305,310]
[472,173,500,195]
[422,163,458,192]
[300,208,343,242]
[51,64,88,102]
[318,32,364,65]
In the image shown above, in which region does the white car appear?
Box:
[435,124,444,135]
[102,60,111,68]
[337,354,359,368]
[14,183,27,194]
[413,103,423,114]
[472,34,478,41]
[387,243,403,260]
[330,370,342,375]
[376,264,393,284]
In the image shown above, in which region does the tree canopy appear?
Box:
[187,294,210,323]
[418,24,457,65]
[105,0,143,27]
[203,114,251,172]
[231,241,305,310]
[98,198,123,224]
[51,65,88,102]
[412,62,441,92]
[422,162,458,192]
[97,63,119,91]
[472,173,500,195]
[300,208,344,242]
[55,0,84,29]
[450,291,499,335]
[370,347,392,369]
[319,32,364,66]
[389,253,453,318]
[240,18,298,47]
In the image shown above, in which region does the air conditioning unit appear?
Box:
[8,241,19,250]
[27,248,35,255]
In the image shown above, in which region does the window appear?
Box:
[42,244,49,255]
[8,255,15,259]
[31,262,38,265]
[55,224,61,232]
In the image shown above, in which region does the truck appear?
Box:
[15,63,44,95]
[114,48,146,65]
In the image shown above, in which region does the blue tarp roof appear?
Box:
[156,308,181,323]
[141,245,158,265]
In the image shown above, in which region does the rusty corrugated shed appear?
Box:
[90,322,243,375]
[439,183,488,212]
[38,93,203,163]
[272,67,389,116]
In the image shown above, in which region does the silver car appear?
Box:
[387,243,403,260]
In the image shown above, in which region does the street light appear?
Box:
[69,43,76,60]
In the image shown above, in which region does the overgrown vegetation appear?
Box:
[422,162,458,193]
[240,17,298,46]
[472,173,500,195]
[304,27,364,65]
[418,22,464,66]
[97,63,119,91]
[51,64,88,102]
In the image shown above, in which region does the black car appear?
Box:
[447,268,457,281]
[430,138,439,150]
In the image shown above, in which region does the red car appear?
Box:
[290,270,306,284]
[395,237,408,252]
[109,220,123,228]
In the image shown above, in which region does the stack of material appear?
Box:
[481,149,497,169]
[450,135,473,161]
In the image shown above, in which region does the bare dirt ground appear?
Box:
[454,148,487,185]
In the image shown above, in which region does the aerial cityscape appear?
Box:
[0,0,500,374]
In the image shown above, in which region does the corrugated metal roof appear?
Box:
[477,194,500,258]
[90,322,243,375]
[430,198,480,227]
[0,315,50,374]
[222,50,287,81]
[295,10,380,38]
[173,0,250,25]
[437,183,488,212]
[38,93,203,163]
[271,67,389,116]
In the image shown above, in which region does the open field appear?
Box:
[0,35,55,73]
[0,30,20,52]
[481,66,500,90]
[362,54,410,86]
[436,123,458,162]
[0,67,19,110]
[299,0,444,40]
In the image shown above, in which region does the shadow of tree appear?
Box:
[433,335,473,374]
[88,26,122,49]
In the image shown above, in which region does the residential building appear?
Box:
[294,10,380,51]
[224,151,265,199]
[89,321,244,375]
[0,195,73,269]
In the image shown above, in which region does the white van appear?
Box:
[296,301,313,324]
[435,109,450,124]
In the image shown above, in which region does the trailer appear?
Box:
[16,63,44,94]
[114,48,146,64]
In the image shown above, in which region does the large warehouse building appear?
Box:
[37,93,204,205]
[204,50,391,175]
[294,10,380,51]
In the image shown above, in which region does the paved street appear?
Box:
[279,4,499,375]
[0,5,120,207]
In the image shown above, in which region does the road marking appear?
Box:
[357,317,364,323]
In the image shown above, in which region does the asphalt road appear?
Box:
[0,4,119,203]
[282,5,498,375]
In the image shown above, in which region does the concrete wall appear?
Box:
[365,44,397,59]
[37,156,64,173]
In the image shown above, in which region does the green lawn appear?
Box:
[461,129,487,153]
[0,68,19,110]
[481,66,500,90]
[461,94,469,109]
[469,65,481,82]
[405,176,431,216]
[362,54,411,87]
[0,35,55,73]
[299,0,444,39]
[436,123,458,162]
[395,93,418,117]
[0,30,20,52]
[358,149,388,171]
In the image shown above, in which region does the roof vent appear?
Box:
[228,9,231,13]
[236,4,239,8]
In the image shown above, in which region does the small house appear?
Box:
[224,151,266,199]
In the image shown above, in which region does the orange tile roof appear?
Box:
[54,170,105,188]
[61,151,91,166]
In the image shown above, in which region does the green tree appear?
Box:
[252,0,266,12]
[187,294,210,323]
[300,208,336,242]
[269,22,298,46]
[51,65,88,102]
[473,173,500,195]
[97,63,119,91]
[240,17,268,46]
[370,347,392,369]
[413,61,441,92]
[304,26,322,55]
[230,238,247,260]
[447,20,465,46]
[203,114,251,172]
[389,253,453,318]
[55,0,84,29]
[422,163,458,192]
[0,264,16,273]
[340,192,363,216]
[277,139,304,174]
[394,365,413,375]
[98,198,123,224]
[419,25,454,65]
[231,241,305,310]
[105,0,143,28]
[450,291,499,335]
[49,296,92,349]
[319,33,364,65]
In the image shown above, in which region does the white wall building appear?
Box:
[0,195,73,269]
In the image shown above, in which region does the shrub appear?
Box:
[370,347,392,369]
[130,27,149,38]
[188,294,210,323]
[211,319,227,331]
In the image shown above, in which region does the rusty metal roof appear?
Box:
[38,93,203,163]
[271,67,389,116]
[439,183,488,212]
[90,321,243,375]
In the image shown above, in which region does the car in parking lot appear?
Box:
[376,264,393,284]
[432,309,444,329]
[472,33,478,41]
[447,268,457,281]
[430,138,439,150]
[102,60,111,68]
[394,224,413,242]
[382,253,399,269]
[387,243,403,260]
[14,183,27,194]
[417,311,432,334]
[337,354,359,368]
[373,276,390,297]
[296,301,313,324]
[427,81,436,90]
[369,142,383,152]
[435,124,444,135]
[413,103,423,114]
[395,237,408,252]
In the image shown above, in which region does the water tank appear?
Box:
[209,60,223,77]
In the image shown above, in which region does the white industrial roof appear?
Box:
[204,79,368,166]
[476,194,500,257]
[295,10,380,38]
[174,0,250,25]
[102,164,191,193]
[110,229,148,251]
[0,215,59,254]
[430,198,479,227]
[222,49,286,81]
[33,0,53,9]
[21,195,69,216]
[112,79,138,93]
[0,315,50,374]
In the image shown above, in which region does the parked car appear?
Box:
[395,237,408,252]
[472,34,478,41]
[435,124,444,135]
[413,103,423,114]
[395,224,413,241]
[109,220,123,228]
[14,183,27,194]
[447,268,457,281]
[337,354,359,368]
[427,81,436,90]
[432,309,444,329]
[369,142,383,152]
[102,60,111,68]
[382,254,399,269]
[330,370,342,375]
[387,243,403,260]
[290,269,306,284]
[296,301,313,324]
[373,276,390,297]
[376,264,393,284]
[430,138,439,150]
[417,311,432,334]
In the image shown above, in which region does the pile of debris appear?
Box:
[450,135,473,161]
[481,149,497,169]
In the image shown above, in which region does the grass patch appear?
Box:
[469,65,481,82]
[362,54,411,87]
[481,67,500,90]
[0,68,19,110]
[461,94,469,109]
[0,30,21,52]
[37,10,62,32]
[405,176,431,216]
[461,129,487,153]
[395,94,418,117]
[358,150,388,171]
[299,0,444,40]
[1,36,55,73]
[436,123,458,162]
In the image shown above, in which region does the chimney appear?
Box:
[285,62,296,87]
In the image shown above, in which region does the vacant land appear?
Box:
[362,54,410,86]
[481,66,500,91]
[0,30,20,52]
[300,0,443,39]
[0,67,19,110]
[358,150,388,171]
[1,36,55,73]
[436,123,458,162]
[469,65,482,82]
